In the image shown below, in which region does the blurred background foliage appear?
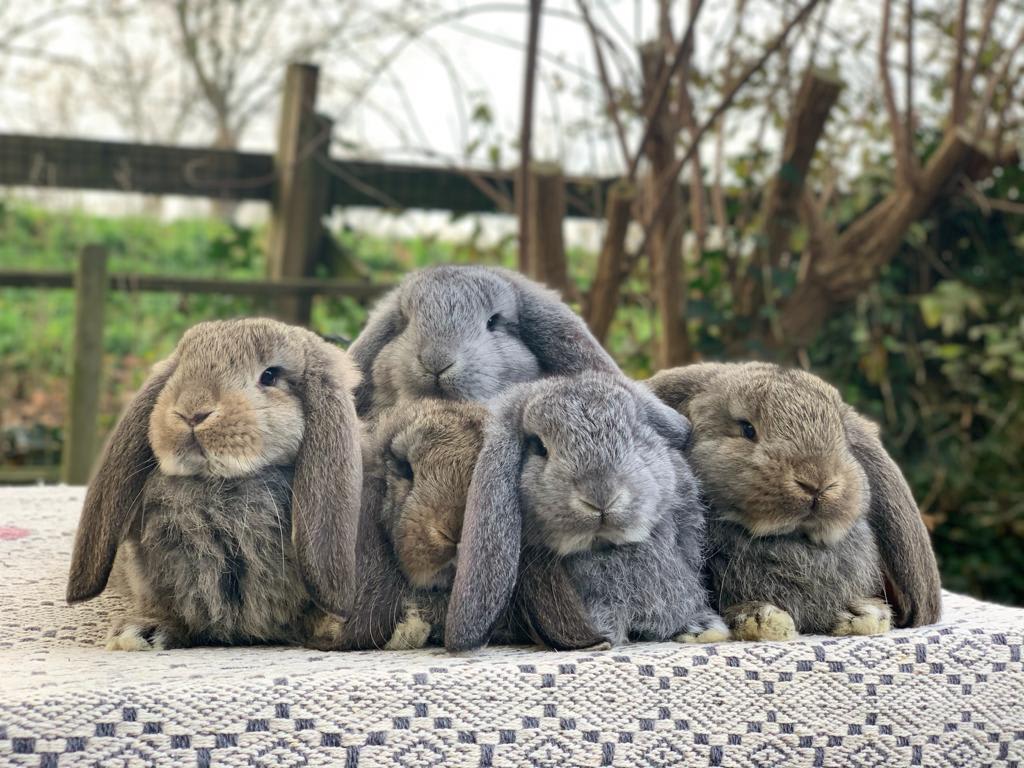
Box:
[2,162,1022,605]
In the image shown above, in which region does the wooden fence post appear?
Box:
[62,245,107,485]
[525,162,569,294]
[267,63,333,326]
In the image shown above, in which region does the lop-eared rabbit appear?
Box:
[65,319,362,650]
[647,362,942,640]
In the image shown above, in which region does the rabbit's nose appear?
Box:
[795,480,822,499]
[419,351,455,377]
[179,410,213,427]
[574,489,623,516]
[796,478,839,509]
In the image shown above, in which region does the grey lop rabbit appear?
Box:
[65,318,363,650]
[445,372,727,652]
[341,400,488,650]
[348,265,619,418]
[647,362,943,640]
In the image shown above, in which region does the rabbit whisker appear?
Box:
[717,521,755,617]
[260,475,287,579]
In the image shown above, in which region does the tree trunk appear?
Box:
[641,41,689,369]
[778,129,993,346]
[585,179,636,342]
[736,68,841,324]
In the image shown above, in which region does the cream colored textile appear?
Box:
[1,486,1022,767]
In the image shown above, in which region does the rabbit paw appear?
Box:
[304,614,346,651]
[384,603,432,650]
[106,622,172,651]
[674,613,730,644]
[831,598,892,636]
[726,603,797,642]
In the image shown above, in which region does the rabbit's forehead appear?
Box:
[524,385,636,449]
[402,272,516,323]
[726,371,844,442]
[403,418,484,458]
[383,405,485,457]
[174,325,302,377]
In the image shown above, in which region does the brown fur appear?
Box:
[647,362,942,630]
[342,400,488,649]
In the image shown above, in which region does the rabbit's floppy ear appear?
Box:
[515,548,607,650]
[505,271,620,376]
[348,289,406,416]
[638,387,693,450]
[66,355,177,603]
[645,363,730,416]
[340,477,410,649]
[445,402,526,652]
[845,410,942,627]
[291,335,363,618]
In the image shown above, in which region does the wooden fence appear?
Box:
[0,61,616,484]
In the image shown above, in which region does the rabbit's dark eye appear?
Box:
[526,435,548,458]
[389,451,414,481]
[738,420,757,441]
[486,313,501,331]
[259,367,282,387]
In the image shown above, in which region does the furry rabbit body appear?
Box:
[66,318,363,650]
[445,372,726,651]
[111,468,329,648]
[648,362,941,640]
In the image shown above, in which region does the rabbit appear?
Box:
[348,265,619,418]
[444,371,728,652]
[340,399,488,650]
[65,318,363,651]
[646,362,943,641]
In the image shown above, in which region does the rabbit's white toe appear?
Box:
[728,603,797,641]
[675,615,730,644]
[105,624,166,652]
[832,598,892,636]
[384,603,432,650]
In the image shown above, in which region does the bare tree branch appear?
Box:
[879,0,914,187]
[575,0,630,168]
[625,0,706,179]
[962,0,1002,107]
[951,0,969,124]
[517,0,543,274]
[974,25,1024,139]
[904,0,917,180]
[626,0,826,274]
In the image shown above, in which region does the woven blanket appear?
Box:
[1,487,1022,768]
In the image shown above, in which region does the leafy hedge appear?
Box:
[0,191,1021,606]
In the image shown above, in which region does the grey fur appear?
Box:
[445,372,723,651]
[66,318,362,649]
[646,362,942,633]
[348,265,619,418]
[706,517,882,633]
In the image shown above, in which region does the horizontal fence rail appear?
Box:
[0,134,276,201]
[0,270,392,299]
[0,133,616,218]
